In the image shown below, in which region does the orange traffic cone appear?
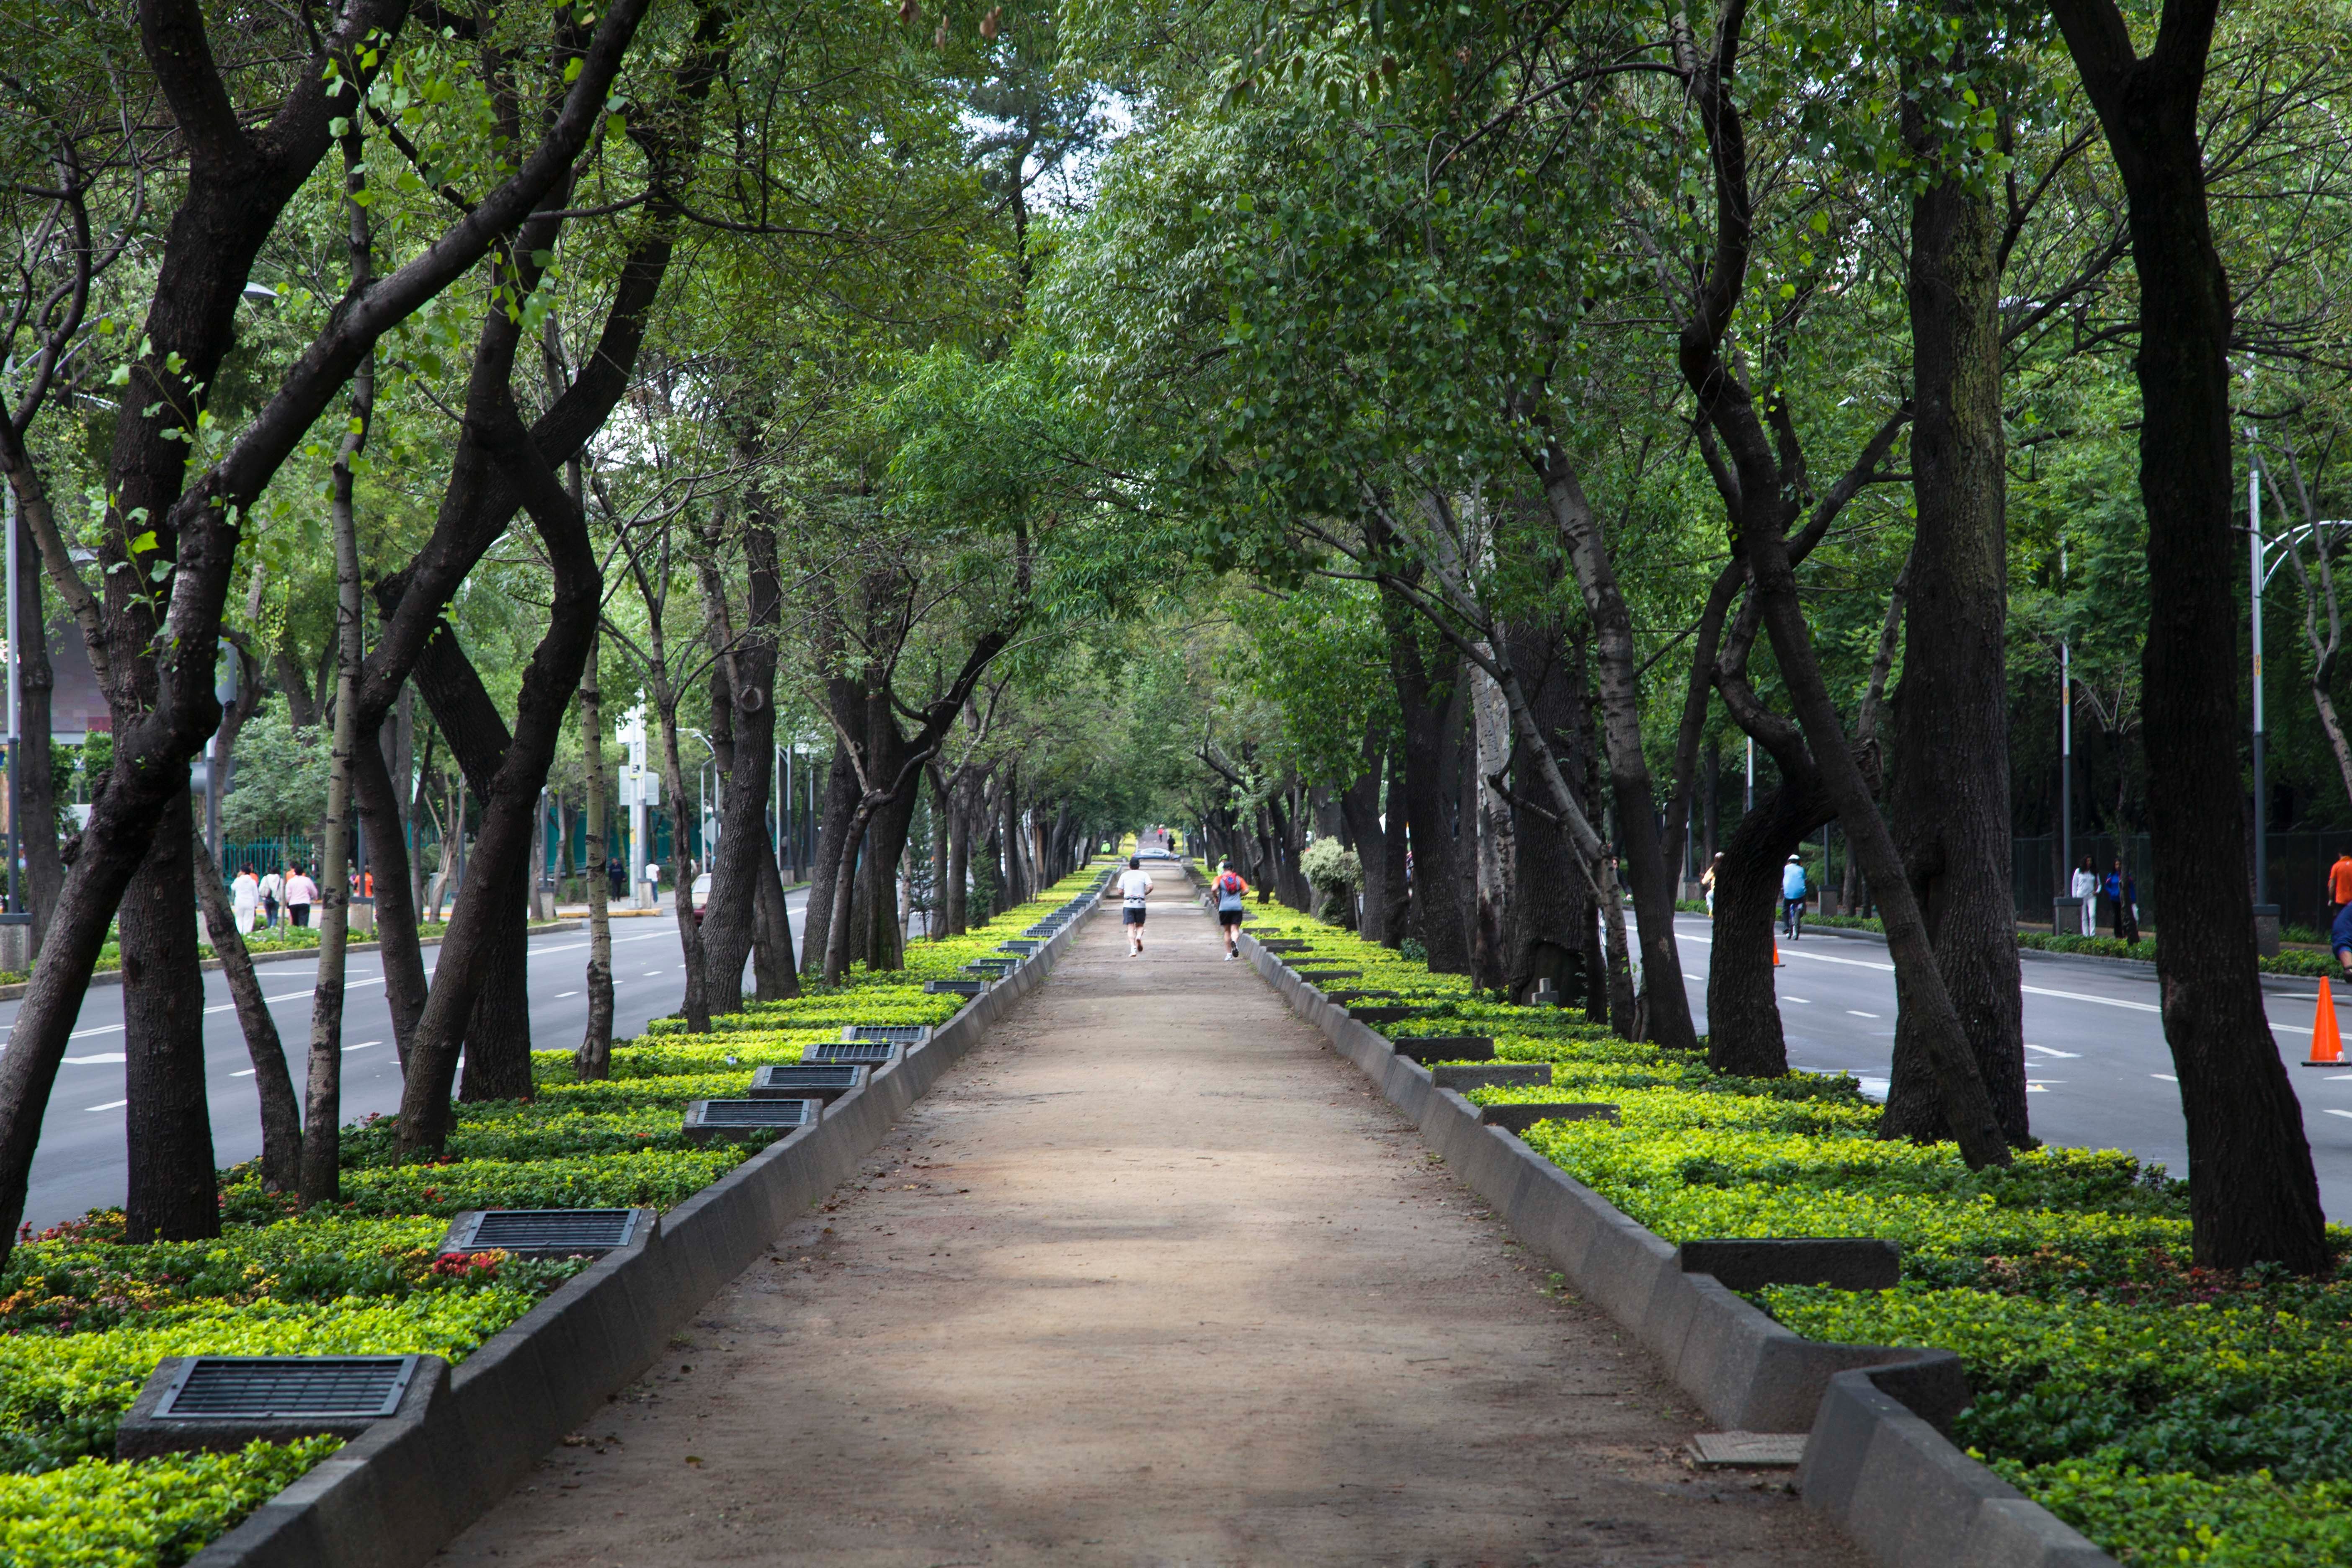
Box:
[2305,977,2344,1066]
[1773,938,1784,969]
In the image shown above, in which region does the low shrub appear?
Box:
[1230,900,2352,1566]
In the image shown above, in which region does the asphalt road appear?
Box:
[1670,913,2352,1220]
[13,889,810,1231]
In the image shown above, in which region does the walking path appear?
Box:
[446,868,1860,1566]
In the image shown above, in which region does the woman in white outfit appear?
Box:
[2069,856,2099,935]
[231,868,260,935]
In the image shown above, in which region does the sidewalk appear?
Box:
[444,868,1860,1566]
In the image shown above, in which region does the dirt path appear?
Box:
[445,867,1861,1567]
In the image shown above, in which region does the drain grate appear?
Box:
[752,1063,861,1088]
[442,1208,646,1257]
[809,1040,904,1065]
[157,1356,417,1421]
[925,979,987,995]
[683,1099,819,1143]
[697,1099,814,1125]
[844,1023,931,1044]
[998,941,1038,954]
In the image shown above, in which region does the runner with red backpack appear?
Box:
[1212,861,1249,959]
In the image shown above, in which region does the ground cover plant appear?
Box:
[0,864,1104,1566]
[1229,903,2352,1566]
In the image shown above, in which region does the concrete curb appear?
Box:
[189,883,1102,1568]
[1232,925,2117,1568]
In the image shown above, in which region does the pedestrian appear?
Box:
[644,860,662,906]
[2333,894,2352,978]
[230,867,260,936]
[258,864,283,929]
[2118,865,2141,946]
[1781,854,1808,941]
[1212,860,1250,959]
[2105,858,2135,942]
[1117,854,1153,956]
[2330,848,2352,927]
[2070,855,2100,936]
[608,853,627,901]
[283,864,317,928]
[1701,852,1724,918]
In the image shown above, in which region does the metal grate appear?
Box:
[694,1099,813,1127]
[925,979,986,995]
[809,1040,900,1063]
[750,1064,861,1090]
[449,1208,643,1254]
[157,1357,416,1420]
[998,941,1038,953]
[846,1023,929,1043]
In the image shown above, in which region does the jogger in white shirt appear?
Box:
[1117,856,1154,956]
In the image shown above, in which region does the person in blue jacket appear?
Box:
[1781,854,1808,941]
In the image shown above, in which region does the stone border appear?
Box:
[188,883,1101,1568]
[1228,922,2116,1568]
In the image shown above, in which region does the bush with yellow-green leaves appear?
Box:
[1232,903,2352,1567]
[0,861,1106,1566]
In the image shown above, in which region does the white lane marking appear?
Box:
[528,931,676,958]
[2022,984,2160,1014]
[230,1068,255,1078]
[63,1052,126,1065]
[346,1040,382,1052]
[2153,1073,2178,1081]
[85,1099,126,1112]
[70,1024,122,1038]
[1784,996,1812,1004]
[556,991,579,998]
[1847,1010,1880,1019]
[642,970,664,977]
[2023,1043,2081,1059]
[1684,920,2173,1014]
[2326,1109,2352,1120]
[2329,1074,2352,1081]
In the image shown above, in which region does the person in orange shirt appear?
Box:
[2330,851,2352,926]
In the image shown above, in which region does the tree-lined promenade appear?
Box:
[3,0,2352,1557]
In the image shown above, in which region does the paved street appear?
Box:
[1673,914,2352,1220]
[12,891,808,1230]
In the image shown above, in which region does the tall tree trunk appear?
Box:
[945,772,974,936]
[394,412,604,1155]
[576,627,616,1078]
[698,516,783,1012]
[1503,617,1589,1005]
[301,133,373,1206]
[1540,449,1701,1049]
[354,740,427,1065]
[2048,0,2328,1270]
[1883,85,2030,1144]
[800,739,856,972]
[408,622,537,1095]
[121,785,215,1243]
[1339,727,1389,941]
[16,534,58,955]
[750,850,797,999]
[1385,596,1473,973]
[1708,770,1832,1077]
[193,825,300,1191]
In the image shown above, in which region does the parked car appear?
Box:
[691,871,711,927]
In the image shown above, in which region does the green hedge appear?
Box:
[0,862,1109,1565]
[1232,904,2352,1567]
